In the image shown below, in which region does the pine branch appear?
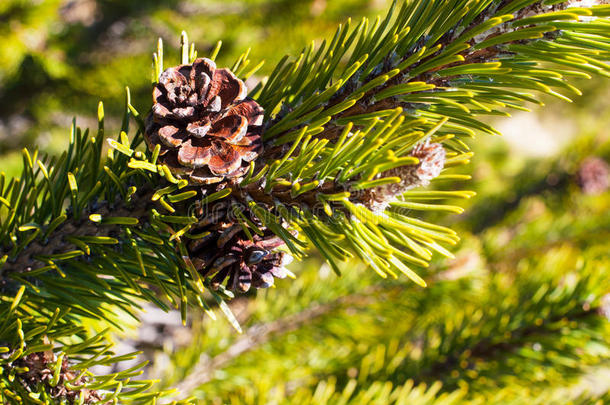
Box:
[226,0,610,286]
[0,187,155,277]
[415,305,602,387]
[258,0,610,164]
[0,286,194,404]
[1,1,610,399]
[170,262,484,399]
[3,0,608,308]
[170,292,376,400]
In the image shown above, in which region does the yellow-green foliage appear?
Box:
[0,0,382,158]
[1,1,609,403]
[155,134,610,404]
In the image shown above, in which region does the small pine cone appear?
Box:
[577,157,609,195]
[360,142,446,213]
[188,199,292,292]
[13,351,101,403]
[145,58,264,184]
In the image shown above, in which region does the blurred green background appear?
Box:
[1,0,609,403]
[0,0,386,177]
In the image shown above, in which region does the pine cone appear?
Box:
[145,58,264,184]
[9,350,101,403]
[188,198,292,292]
[360,142,446,213]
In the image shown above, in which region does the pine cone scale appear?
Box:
[210,143,242,174]
[157,125,185,148]
[233,138,261,162]
[157,68,190,104]
[190,58,215,98]
[210,68,248,108]
[178,139,213,168]
[227,99,265,126]
[209,115,248,142]
[186,120,211,138]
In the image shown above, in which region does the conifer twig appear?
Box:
[171,262,479,399]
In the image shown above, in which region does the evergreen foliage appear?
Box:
[155,135,610,404]
[0,0,609,402]
[0,0,380,163]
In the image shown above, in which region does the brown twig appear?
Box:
[170,289,380,400]
[170,263,476,400]
[0,187,155,277]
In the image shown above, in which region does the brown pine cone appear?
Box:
[188,198,293,292]
[145,58,264,184]
[10,351,101,403]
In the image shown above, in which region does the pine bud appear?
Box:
[577,157,609,195]
[361,142,446,213]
